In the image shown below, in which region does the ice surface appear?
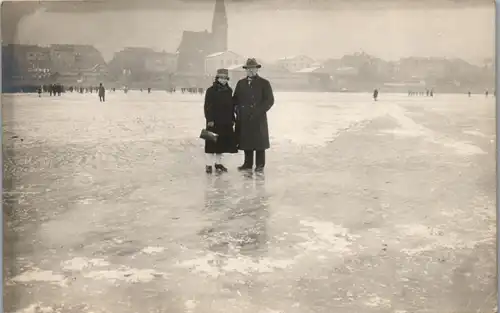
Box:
[3,91,496,313]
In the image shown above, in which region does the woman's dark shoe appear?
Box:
[255,166,264,173]
[215,164,228,173]
[205,165,213,174]
[238,164,252,171]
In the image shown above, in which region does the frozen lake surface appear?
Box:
[2,91,496,313]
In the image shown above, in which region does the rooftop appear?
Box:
[176,30,212,53]
[277,55,299,61]
[277,55,313,61]
[295,66,322,73]
[206,52,225,58]
[206,50,242,58]
[227,63,244,70]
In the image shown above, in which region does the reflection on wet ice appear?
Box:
[201,173,270,257]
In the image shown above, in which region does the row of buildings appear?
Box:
[1,0,494,92]
[2,43,494,93]
[2,43,108,91]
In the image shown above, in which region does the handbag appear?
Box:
[199,128,219,142]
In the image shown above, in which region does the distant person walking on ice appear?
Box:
[373,88,379,101]
[203,68,238,174]
[233,58,275,173]
[98,83,106,102]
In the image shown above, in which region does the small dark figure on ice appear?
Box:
[373,88,379,101]
[51,84,62,96]
[204,68,238,174]
[233,58,275,173]
[98,83,106,102]
[148,87,151,94]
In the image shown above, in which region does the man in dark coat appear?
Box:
[98,83,106,102]
[233,58,275,172]
[373,88,378,101]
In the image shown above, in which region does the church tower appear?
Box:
[211,0,228,53]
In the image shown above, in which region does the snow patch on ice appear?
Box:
[175,252,295,277]
[84,267,164,283]
[61,257,109,271]
[365,295,392,308]
[381,104,486,155]
[184,299,198,313]
[61,257,165,284]
[396,224,480,255]
[9,303,57,313]
[10,268,67,287]
[141,246,165,255]
[463,130,488,138]
[297,220,358,254]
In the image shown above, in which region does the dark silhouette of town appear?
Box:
[1,0,494,95]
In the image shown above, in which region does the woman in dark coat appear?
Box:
[204,68,237,174]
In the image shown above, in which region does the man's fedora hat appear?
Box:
[242,58,262,69]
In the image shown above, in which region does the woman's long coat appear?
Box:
[233,75,275,151]
[205,83,234,125]
[204,83,237,154]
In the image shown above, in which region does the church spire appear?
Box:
[211,0,228,52]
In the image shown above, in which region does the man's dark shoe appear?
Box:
[205,165,213,174]
[215,164,228,173]
[255,166,265,173]
[238,164,252,171]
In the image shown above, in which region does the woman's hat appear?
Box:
[242,58,262,69]
[216,68,229,79]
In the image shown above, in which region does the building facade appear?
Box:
[1,44,108,89]
[227,61,320,91]
[49,44,108,84]
[395,57,448,81]
[144,51,178,73]
[205,50,245,75]
[108,47,179,88]
[2,44,52,84]
[275,55,315,72]
[50,45,106,72]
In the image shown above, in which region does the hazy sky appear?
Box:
[14,2,494,64]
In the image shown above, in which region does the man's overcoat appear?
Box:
[233,75,275,151]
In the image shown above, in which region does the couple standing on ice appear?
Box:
[204,58,275,174]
